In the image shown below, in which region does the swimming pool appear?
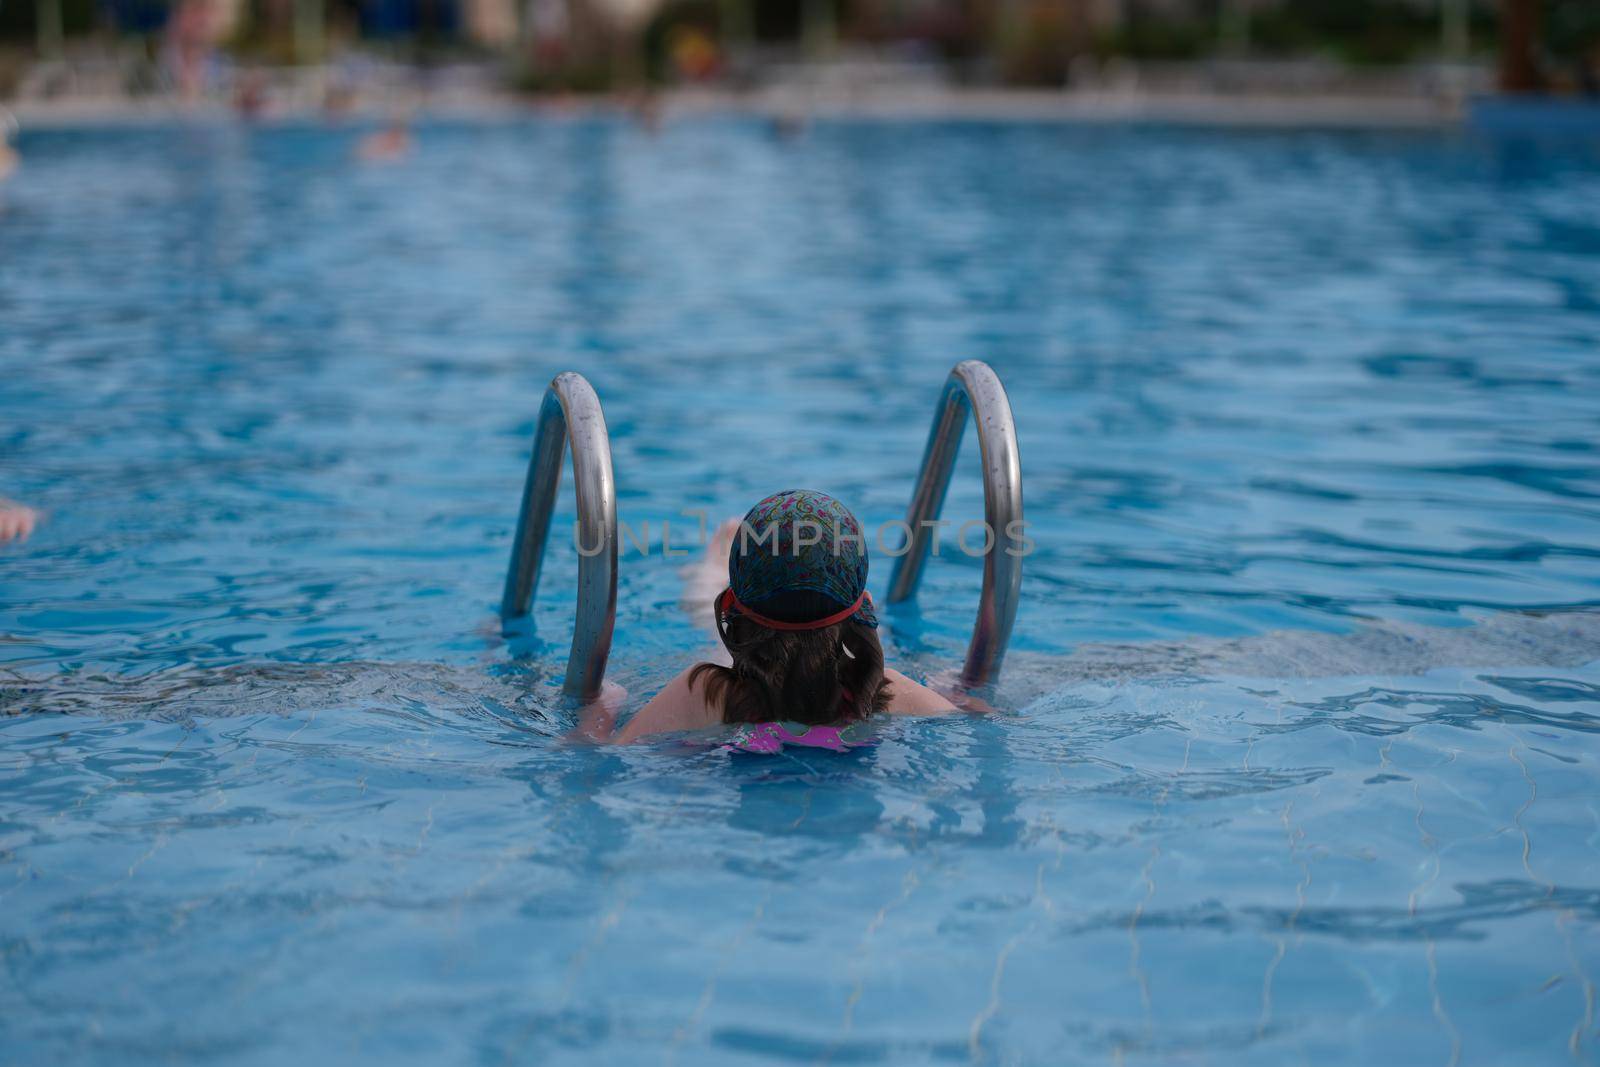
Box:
[2,116,1599,1065]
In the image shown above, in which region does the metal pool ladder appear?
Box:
[501,372,617,700]
[501,362,1018,697]
[887,360,1023,686]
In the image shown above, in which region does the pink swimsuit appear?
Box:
[724,720,877,753]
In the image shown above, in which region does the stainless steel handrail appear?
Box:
[501,372,618,699]
[886,360,1023,685]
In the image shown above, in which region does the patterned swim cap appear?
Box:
[723,489,878,630]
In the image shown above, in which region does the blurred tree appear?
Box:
[1498,0,1541,89]
[37,0,63,54]
[993,0,1095,86]
[1545,0,1600,93]
[1100,0,1209,60]
[0,0,102,46]
[1251,0,1439,64]
[640,0,718,81]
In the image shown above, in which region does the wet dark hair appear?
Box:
[689,589,892,726]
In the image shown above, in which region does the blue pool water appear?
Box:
[2,117,1599,1065]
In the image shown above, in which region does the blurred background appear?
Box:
[0,0,1596,119]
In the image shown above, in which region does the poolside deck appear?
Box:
[9,85,1462,130]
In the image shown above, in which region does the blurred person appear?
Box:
[527,0,571,75]
[323,82,359,120]
[167,0,223,101]
[356,113,413,162]
[234,69,269,120]
[323,53,376,121]
[577,491,965,749]
[0,498,40,544]
[667,25,719,82]
[629,90,663,133]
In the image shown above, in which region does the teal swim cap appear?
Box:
[721,489,877,630]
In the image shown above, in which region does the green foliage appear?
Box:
[0,0,103,43]
[1098,14,1211,61]
[641,0,719,84]
[1546,0,1600,61]
[1251,0,1441,64]
[1014,0,1504,73]
[996,3,1073,86]
[514,59,618,93]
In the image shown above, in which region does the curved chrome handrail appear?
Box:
[501,372,618,699]
[886,360,1023,685]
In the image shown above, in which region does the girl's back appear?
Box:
[587,490,958,745]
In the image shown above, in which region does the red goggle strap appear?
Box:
[717,586,869,632]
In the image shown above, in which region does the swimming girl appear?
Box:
[0,496,39,544]
[579,489,962,746]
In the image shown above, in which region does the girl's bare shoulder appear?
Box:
[614,666,722,743]
[881,667,959,716]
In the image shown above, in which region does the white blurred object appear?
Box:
[0,110,18,184]
[591,0,662,30]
